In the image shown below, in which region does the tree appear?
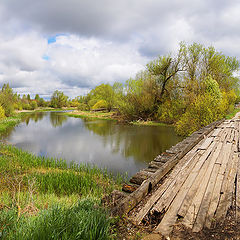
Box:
[88,84,114,111]
[0,84,15,116]
[50,90,68,108]
[35,94,40,102]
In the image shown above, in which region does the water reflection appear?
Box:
[5,112,183,177]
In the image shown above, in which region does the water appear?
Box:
[4,112,183,177]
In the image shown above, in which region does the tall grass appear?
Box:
[0,143,123,239]
[0,116,21,133]
[1,199,113,240]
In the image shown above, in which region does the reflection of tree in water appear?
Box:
[84,120,183,164]
[23,112,46,125]
[1,112,47,139]
[49,112,68,127]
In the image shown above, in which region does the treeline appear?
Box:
[75,42,240,135]
[0,85,72,118]
[0,42,239,136]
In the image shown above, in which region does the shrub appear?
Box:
[0,105,5,119]
[176,94,220,136]
[30,101,38,110]
[92,100,108,110]
[77,103,89,111]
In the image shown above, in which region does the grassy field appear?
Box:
[64,110,117,121]
[0,115,123,240]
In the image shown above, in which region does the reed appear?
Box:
[0,143,123,239]
[1,199,113,240]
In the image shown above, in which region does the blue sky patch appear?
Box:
[47,33,68,44]
[42,55,50,60]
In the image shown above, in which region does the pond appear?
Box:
[4,112,183,177]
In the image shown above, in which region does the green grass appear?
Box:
[225,108,240,119]
[0,199,113,240]
[0,115,22,133]
[64,111,117,121]
[130,120,170,127]
[0,143,123,239]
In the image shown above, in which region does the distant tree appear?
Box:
[27,94,31,101]
[38,97,46,107]
[0,83,15,116]
[35,94,40,102]
[50,90,68,108]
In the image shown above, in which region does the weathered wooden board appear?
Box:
[133,145,200,224]
[182,142,220,230]
[198,137,214,150]
[236,154,240,222]
[178,142,223,219]
[154,143,216,236]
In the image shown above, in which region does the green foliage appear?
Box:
[50,90,68,108]
[30,101,38,110]
[92,100,108,110]
[1,200,112,240]
[0,105,5,119]
[77,103,89,111]
[176,93,225,136]
[88,84,115,111]
[0,84,15,116]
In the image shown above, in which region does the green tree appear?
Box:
[0,84,15,116]
[88,84,114,111]
[50,90,68,108]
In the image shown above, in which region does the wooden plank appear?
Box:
[154,142,216,236]
[211,128,221,137]
[236,154,240,222]
[204,143,233,228]
[198,137,214,150]
[178,142,223,218]
[192,163,220,232]
[204,174,224,228]
[221,153,238,220]
[151,151,204,214]
[215,142,232,165]
[214,152,237,222]
[153,139,217,215]
[133,146,200,224]
[218,143,233,174]
[182,142,220,230]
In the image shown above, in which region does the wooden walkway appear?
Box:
[131,113,240,237]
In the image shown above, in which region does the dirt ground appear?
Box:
[115,205,240,240]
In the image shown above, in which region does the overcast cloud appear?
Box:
[0,0,239,98]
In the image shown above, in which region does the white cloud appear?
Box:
[0,0,239,98]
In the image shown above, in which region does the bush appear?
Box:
[22,103,31,110]
[92,100,108,110]
[77,103,89,111]
[30,101,38,110]
[0,105,5,119]
[176,94,220,136]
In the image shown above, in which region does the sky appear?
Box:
[0,0,240,99]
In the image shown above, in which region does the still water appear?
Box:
[4,112,183,177]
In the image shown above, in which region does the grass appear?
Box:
[0,143,123,239]
[64,110,117,121]
[0,115,22,133]
[130,120,170,127]
[225,108,240,119]
[0,199,113,240]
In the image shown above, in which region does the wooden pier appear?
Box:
[113,113,240,237]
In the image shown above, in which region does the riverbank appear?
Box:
[64,110,117,121]
[0,143,122,239]
[64,107,240,129]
